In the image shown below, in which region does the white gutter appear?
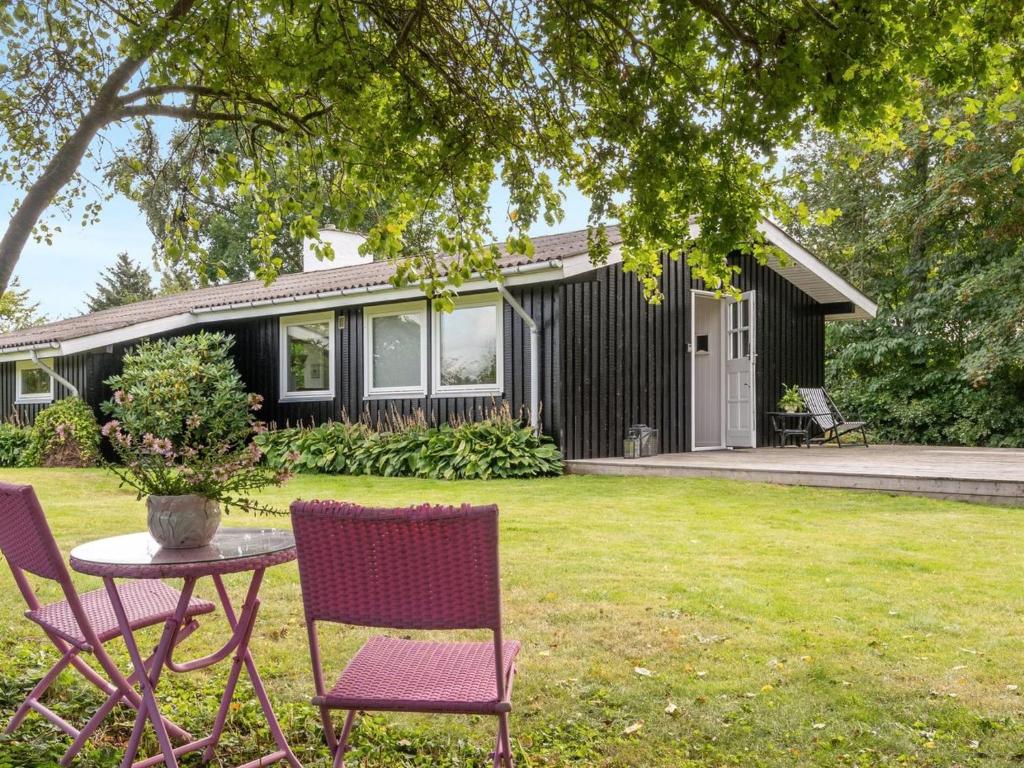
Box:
[30,348,79,397]
[497,286,540,433]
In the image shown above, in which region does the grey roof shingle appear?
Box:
[0,226,621,352]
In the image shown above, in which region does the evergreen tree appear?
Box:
[86,253,155,312]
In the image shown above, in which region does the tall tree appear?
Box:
[787,81,1024,447]
[86,252,155,312]
[0,277,45,333]
[0,1,1019,302]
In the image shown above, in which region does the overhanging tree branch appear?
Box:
[0,0,198,295]
[116,104,290,133]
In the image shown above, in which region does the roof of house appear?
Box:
[0,227,618,353]
[0,222,875,359]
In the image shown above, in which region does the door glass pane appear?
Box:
[372,313,422,389]
[286,319,331,392]
[739,299,749,328]
[730,331,738,360]
[730,302,738,329]
[20,367,50,395]
[742,330,750,358]
[439,304,498,386]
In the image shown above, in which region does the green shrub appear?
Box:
[104,332,256,447]
[103,332,286,515]
[0,422,33,467]
[257,408,563,480]
[28,397,101,467]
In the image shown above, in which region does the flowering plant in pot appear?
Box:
[102,332,290,548]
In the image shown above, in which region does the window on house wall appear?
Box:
[432,294,503,396]
[16,359,54,404]
[279,312,335,402]
[363,301,427,398]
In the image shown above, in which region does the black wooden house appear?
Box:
[0,223,875,459]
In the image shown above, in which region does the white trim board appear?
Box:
[757,219,877,320]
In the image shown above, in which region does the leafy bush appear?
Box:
[0,422,33,467]
[104,331,256,447]
[28,397,101,467]
[103,332,289,514]
[257,407,563,480]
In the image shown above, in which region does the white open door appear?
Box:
[725,291,756,448]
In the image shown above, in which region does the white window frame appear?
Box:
[15,359,55,405]
[363,300,428,399]
[279,311,336,403]
[432,293,504,397]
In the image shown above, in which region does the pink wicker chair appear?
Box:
[0,482,214,765]
[291,500,520,768]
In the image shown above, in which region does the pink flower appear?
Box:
[101,420,120,437]
[185,414,202,429]
[248,393,264,412]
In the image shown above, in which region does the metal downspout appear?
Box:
[29,348,79,397]
[497,286,540,433]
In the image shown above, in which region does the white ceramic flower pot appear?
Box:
[147,495,221,549]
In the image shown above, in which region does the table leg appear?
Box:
[200,571,301,767]
[104,576,197,768]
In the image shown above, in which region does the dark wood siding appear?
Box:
[560,254,690,459]
[337,284,561,437]
[0,353,102,424]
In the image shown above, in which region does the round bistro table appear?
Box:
[70,528,301,768]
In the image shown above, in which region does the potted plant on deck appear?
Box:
[102,332,290,548]
[778,384,805,414]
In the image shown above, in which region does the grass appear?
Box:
[0,468,1022,767]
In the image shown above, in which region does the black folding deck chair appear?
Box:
[798,387,870,447]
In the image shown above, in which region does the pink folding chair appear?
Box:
[0,482,215,765]
[291,500,520,768]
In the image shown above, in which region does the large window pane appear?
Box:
[439,304,498,387]
[286,320,330,392]
[372,313,423,389]
[20,367,50,395]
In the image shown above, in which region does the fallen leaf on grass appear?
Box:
[634,667,653,677]
[665,702,679,716]
[623,721,643,736]
[812,723,826,730]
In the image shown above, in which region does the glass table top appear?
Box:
[70,528,295,570]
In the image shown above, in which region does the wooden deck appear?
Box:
[566,445,1024,506]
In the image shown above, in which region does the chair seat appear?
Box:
[836,421,867,432]
[26,579,216,650]
[316,636,520,714]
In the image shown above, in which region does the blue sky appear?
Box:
[2,131,595,320]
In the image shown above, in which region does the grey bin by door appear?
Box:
[624,424,659,459]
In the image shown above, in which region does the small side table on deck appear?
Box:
[70,528,300,768]
[767,411,815,448]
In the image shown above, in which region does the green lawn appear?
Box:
[0,468,1022,767]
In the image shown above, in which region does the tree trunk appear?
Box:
[0,0,197,296]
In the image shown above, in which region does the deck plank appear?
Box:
[566,445,1024,505]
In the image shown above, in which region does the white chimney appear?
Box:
[302,228,370,272]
